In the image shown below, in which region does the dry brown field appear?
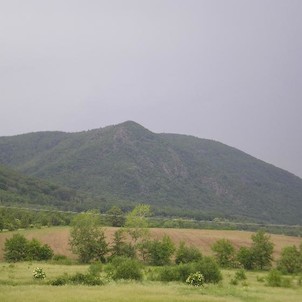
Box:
[0,226,301,261]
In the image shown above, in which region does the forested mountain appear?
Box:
[0,121,301,224]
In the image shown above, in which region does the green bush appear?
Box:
[51,254,73,265]
[193,257,222,283]
[235,268,247,281]
[175,241,202,264]
[105,256,143,280]
[50,272,104,286]
[4,234,28,262]
[266,269,282,287]
[4,234,54,262]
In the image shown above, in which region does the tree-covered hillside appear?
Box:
[0,121,301,224]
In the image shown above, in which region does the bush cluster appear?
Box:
[4,234,53,262]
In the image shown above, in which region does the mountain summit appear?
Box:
[0,121,301,224]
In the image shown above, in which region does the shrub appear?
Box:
[186,272,204,287]
[266,269,282,287]
[175,241,202,264]
[236,247,254,270]
[277,245,302,274]
[158,266,180,282]
[50,274,68,286]
[50,272,104,286]
[211,239,235,268]
[89,262,102,276]
[193,257,222,283]
[139,235,175,266]
[105,256,143,280]
[33,267,46,280]
[27,239,53,261]
[4,234,28,262]
[235,268,247,281]
[51,254,73,265]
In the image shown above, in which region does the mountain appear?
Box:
[0,121,301,224]
[0,164,84,210]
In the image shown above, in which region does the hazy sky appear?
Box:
[1,0,302,178]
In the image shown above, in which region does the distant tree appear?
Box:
[175,241,203,264]
[106,206,125,227]
[145,235,175,266]
[125,204,151,243]
[0,216,4,231]
[211,239,235,268]
[251,230,274,270]
[4,233,28,262]
[277,245,302,274]
[110,229,136,259]
[236,246,255,270]
[69,210,108,263]
[27,238,54,261]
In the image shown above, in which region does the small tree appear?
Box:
[251,230,274,270]
[27,239,53,261]
[69,210,108,263]
[212,239,235,268]
[106,206,125,227]
[4,233,28,262]
[175,241,202,264]
[237,247,254,270]
[146,235,175,266]
[277,245,302,274]
[110,229,136,259]
[125,204,151,243]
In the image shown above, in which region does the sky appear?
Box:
[1,0,302,178]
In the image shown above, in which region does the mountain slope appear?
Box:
[0,121,301,224]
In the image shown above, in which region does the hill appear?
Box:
[0,121,302,224]
[0,165,88,211]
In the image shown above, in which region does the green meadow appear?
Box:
[0,262,301,302]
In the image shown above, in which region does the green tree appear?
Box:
[69,210,108,263]
[106,206,125,227]
[211,239,235,268]
[145,235,175,266]
[236,246,254,270]
[4,233,28,262]
[27,238,54,261]
[110,229,136,259]
[125,204,151,243]
[251,230,274,270]
[175,241,202,264]
[277,245,302,274]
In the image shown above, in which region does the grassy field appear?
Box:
[0,226,301,261]
[0,262,301,302]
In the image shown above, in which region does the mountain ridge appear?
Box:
[0,121,301,224]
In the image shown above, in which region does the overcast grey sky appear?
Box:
[1,0,302,178]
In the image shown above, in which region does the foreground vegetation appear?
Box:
[0,262,302,302]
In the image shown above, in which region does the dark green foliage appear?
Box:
[27,239,53,261]
[277,245,302,274]
[105,256,143,280]
[157,258,222,284]
[235,268,247,280]
[69,211,108,263]
[193,257,222,283]
[1,121,302,225]
[251,230,274,270]
[175,241,202,264]
[110,229,136,259]
[4,234,28,262]
[145,235,175,266]
[50,272,104,286]
[4,234,54,262]
[211,239,235,268]
[237,247,255,270]
[106,206,125,227]
[157,264,194,282]
[266,269,283,287]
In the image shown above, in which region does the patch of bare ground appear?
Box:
[0,226,301,261]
